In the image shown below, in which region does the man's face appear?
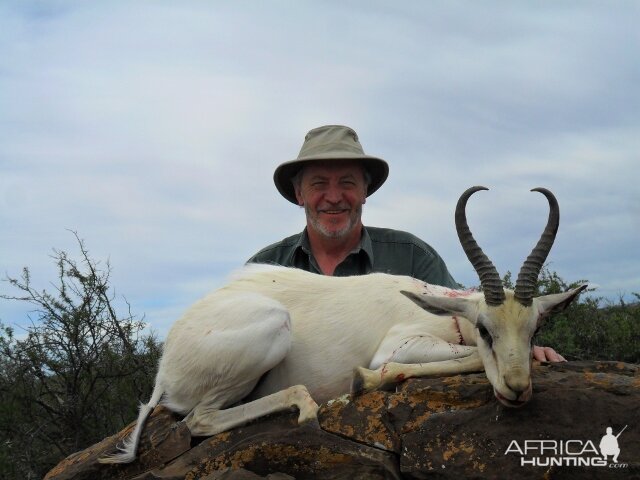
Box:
[294,162,368,240]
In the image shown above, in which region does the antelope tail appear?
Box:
[98,383,164,464]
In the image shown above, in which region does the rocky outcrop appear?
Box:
[46,361,639,479]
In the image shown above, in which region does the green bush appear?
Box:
[0,234,161,479]
[504,268,640,363]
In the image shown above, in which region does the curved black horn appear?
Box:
[455,186,505,306]
[513,188,560,306]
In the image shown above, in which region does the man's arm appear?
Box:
[410,243,459,289]
[245,234,302,267]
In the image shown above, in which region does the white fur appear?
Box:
[100,265,584,464]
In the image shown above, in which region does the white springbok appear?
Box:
[100,186,586,464]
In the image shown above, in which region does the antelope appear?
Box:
[100,186,585,464]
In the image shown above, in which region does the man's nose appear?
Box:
[323,184,343,203]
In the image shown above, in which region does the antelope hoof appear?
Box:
[351,366,378,395]
[297,400,320,425]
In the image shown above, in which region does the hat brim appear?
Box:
[273,153,389,204]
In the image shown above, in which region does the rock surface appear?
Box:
[45,361,639,479]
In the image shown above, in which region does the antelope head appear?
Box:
[406,186,586,407]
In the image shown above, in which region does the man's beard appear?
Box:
[305,204,363,239]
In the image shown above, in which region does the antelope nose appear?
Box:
[504,378,529,398]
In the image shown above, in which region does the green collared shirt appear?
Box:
[247,226,459,288]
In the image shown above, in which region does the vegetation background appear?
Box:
[1,238,638,479]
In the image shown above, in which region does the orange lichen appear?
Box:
[353,391,387,413]
[442,439,475,461]
[320,395,396,450]
[400,389,486,433]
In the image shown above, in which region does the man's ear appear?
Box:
[295,188,304,206]
[400,290,477,322]
[535,284,588,319]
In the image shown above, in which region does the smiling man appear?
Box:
[292,161,366,274]
[247,125,457,284]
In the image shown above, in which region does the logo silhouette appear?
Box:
[599,425,627,463]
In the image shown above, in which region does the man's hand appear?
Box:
[532,345,566,362]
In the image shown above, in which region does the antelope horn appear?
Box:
[455,186,505,306]
[513,188,560,306]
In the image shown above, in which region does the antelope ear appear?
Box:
[535,284,588,319]
[400,290,477,321]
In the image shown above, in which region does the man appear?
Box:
[248,125,456,285]
[247,124,564,362]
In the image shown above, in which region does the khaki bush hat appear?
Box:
[274,125,389,204]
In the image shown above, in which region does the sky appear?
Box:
[1,1,638,338]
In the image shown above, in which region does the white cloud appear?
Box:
[1,1,638,336]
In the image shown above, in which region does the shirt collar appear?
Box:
[297,226,374,265]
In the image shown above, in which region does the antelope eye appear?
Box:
[477,323,493,348]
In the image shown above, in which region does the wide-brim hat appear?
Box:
[274,125,389,204]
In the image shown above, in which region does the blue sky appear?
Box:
[1,1,638,337]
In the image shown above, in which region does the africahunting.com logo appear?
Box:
[505,425,629,469]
